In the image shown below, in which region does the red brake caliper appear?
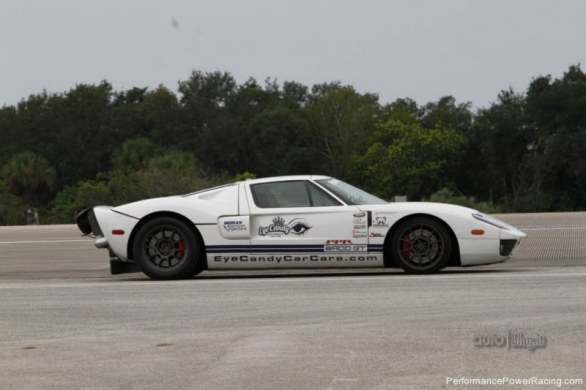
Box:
[176,240,186,259]
[401,234,411,259]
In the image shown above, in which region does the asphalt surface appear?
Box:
[0,213,585,389]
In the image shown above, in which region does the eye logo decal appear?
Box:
[289,220,311,235]
[258,217,312,236]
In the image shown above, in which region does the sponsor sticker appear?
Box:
[258,217,312,236]
[373,215,389,228]
[326,239,352,244]
[223,220,247,232]
[324,244,368,252]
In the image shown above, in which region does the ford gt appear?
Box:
[75,175,526,279]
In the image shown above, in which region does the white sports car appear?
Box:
[75,175,526,279]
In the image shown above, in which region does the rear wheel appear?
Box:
[389,217,452,274]
[133,217,203,280]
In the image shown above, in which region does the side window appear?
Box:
[251,181,311,208]
[307,182,342,206]
[251,181,343,208]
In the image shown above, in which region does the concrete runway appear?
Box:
[1,214,585,389]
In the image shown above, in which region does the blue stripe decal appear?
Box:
[206,245,323,253]
[206,244,385,253]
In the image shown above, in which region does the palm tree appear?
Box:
[2,151,56,207]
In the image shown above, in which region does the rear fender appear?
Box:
[126,211,206,269]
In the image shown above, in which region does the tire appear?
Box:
[132,217,203,280]
[389,217,452,274]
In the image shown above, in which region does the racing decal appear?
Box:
[369,232,384,238]
[373,216,388,227]
[206,244,385,253]
[212,254,380,264]
[372,212,395,228]
[207,244,323,253]
[352,220,368,239]
[353,212,366,225]
[218,216,250,239]
[258,217,311,236]
[323,240,366,252]
[324,244,368,252]
[223,220,247,232]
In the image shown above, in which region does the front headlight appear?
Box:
[472,213,512,230]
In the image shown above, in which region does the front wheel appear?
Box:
[389,217,452,274]
[133,217,203,280]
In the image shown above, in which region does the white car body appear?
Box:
[76,175,526,279]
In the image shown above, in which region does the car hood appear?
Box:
[360,201,478,217]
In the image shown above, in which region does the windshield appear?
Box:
[316,178,387,205]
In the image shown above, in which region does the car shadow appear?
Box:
[104,266,532,282]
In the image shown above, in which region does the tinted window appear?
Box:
[307,182,341,206]
[251,181,310,208]
[251,181,341,208]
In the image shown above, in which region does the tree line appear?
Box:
[1,65,585,224]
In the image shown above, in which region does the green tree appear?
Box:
[0,106,19,168]
[111,138,158,172]
[139,150,209,198]
[177,70,236,153]
[474,89,537,206]
[355,120,465,200]
[420,96,473,133]
[524,64,586,209]
[56,81,115,185]
[0,181,26,225]
[2,151,56,206]
[380,98,420,124]
[194,78,283,174]
[141,86,183,147]
[304,83,379,177]
[248,106,312,176]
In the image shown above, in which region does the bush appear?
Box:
[428,187,502,214]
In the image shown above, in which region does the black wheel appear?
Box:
[133,217,203,280]
[389,217,452,274]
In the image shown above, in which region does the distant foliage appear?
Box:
[353,120,465,200]
[1,65,586,224]
[427,188,502,214]
[235,172,257,181]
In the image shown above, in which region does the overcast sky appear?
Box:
[1,0,585,109]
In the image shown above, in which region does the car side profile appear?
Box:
[76,175,526,279]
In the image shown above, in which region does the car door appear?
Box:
[245,180,374,268]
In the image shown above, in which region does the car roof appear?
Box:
[239,175,332,185]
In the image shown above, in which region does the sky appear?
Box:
[1,0,586,109]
